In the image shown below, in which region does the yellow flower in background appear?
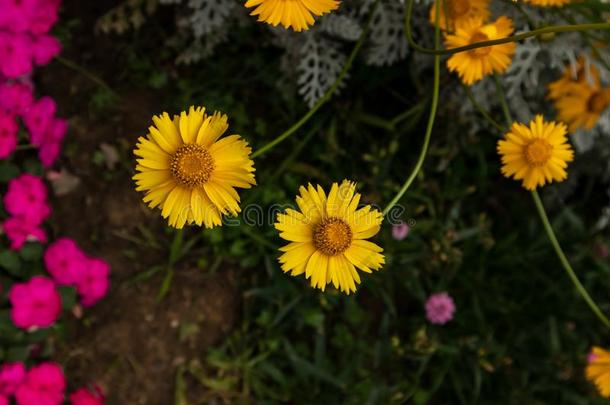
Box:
[445,17,516,85]
[524,0,570,7]
[133,106,256,229]
[547,58,600,100]
[497,115,573,190]
[428,0,490,31]
[554,82,610,131]
[244,0,339,32]
[586,346,610,397]
[275,181,384,294]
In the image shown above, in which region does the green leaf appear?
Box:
[58,286,77,310]
[0,162,19,183]
[19,243,43,261]
[0,251,21,275]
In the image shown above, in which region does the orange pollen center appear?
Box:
[313,217,353,256]
[448,0,470,18]
[587,91,609,114]
[525,139,553,167]
[470,32,491,57]
[170,144,215,188]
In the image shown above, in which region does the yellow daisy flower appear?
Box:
[523,0,570,7]
[497,115,574,190]
[133,106,256,229]
[275,181,385,294]
[587,346,610,397]
[548,58,600,100]
[244,0,339,32]
[554,82,610,131]
[445,17,516,85]
[428,0,490,31]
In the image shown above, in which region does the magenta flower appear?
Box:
[14,362,65,405]
[0,81,34,116]
[38,118,67,167]
[8,276,62,330]
[77,258,110,307]
[26,0,60,35]
[0,32,33,78]
[2,217,47,250]
[69,385,105,405]
[44,238,87,286]
[0,112,18,159]
[23,96,56,146]
[0,362,26,396]
[392,222,409,241]
[3,173,51,225]
[425,292,456,325]
[31,35,61,66]
[0,395,8,405]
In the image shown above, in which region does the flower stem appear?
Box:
[56,56,120,99]
[493,74,513,125]
[251,0,380,159]
[382,0,442,217]
[531,190,610,330]
[404,0,610,56]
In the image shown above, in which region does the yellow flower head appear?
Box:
[275,181,385,294]
[548,58,600,100]
[497,115,574,190]
[244,0,339,32]
[428,0,490,32]
[133,106,256,229]
[524,0,570,7]
[586,346,610,397]
[554,82,610,132]
[445,16,516,85]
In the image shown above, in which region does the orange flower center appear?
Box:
[587,90,609,114]
[525,139,553,167]
[469,31,491,57]
[447,0,470,18]
[170,144,215,187]
[313,217,353,256]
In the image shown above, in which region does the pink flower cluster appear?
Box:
[425,292,456,325]
[0,0,62,79]
[1,173,51,250]
[8,276,61,330]
[0,362,104,405]
[45,238,110,308]
[0,82,67,166]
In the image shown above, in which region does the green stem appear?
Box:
[463,86,505,133]
[493,74,513,125]
[382,0,442,217]
[251,0,380,159]
[531,190,610,330]
[404,0,610,56]
[55,56,120,99]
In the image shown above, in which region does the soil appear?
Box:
[36,1,241,403]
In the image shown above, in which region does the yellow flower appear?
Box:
[497,115,574,190]
[587,346,610,397]
[445,17,516,85]
[554,82,610,131]
[548,58,600,100]
[244,0,339,32]
[428,0,490,31]
[275,181,384,294]
[133,106,256,229]
[523,0,570,7]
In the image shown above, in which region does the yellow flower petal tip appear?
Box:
[133,106,256,229]
[428,0,490,32]
[444,16,516,86]
[275,180,385,295]
[497,115,574,191]
[586,347,610,398]
[244,0,340,32]
[524,0,570,7]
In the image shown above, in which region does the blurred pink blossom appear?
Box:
[3,173,51,225]
[0,395,8,405]
[44,238,87,286]
[0,81,34,116]
[8,276,62,330]
[0,112,18,159]
[2,217,47,250]
[30,35,61,66]
[77,258,110,307]
[69,385,105,405]
[425,292,456,325]
[0,32,32,78]
[392,222,409,241]
[23,96,56,146]
[14,362,65,405]
[0,362,26,396]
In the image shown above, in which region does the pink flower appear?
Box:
[14,362,65,405]
[0,81,34,116]
[0,112,18,159]
[0,395,8,405]
[44,238,87,286]
[31,35,61,66]
[38,118,67,167]
[69,385,105,405]
[588,350,599,364]
[0,32,33,78]
[0,362,26,396]
[425,292,456,325]
[26,0,60,35]
[77,258,110,307]
[8,276,62,330]
[2,217,47,250]
[23,96,56,146]
[0,0,36,32]
[3,173,51,225]
[392,222,409,241]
